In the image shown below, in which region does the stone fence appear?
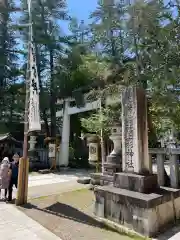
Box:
[149,148,180,188]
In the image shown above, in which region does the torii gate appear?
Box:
[56,95,120,167]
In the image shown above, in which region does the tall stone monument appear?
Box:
[122,87,150,173]
[114,86,156,193]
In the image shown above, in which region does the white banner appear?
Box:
[28,39,41,132]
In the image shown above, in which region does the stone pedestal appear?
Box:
[90,172,114,187]
[94,185,180,237]
[114,172,158,193]
[104,124,122,176]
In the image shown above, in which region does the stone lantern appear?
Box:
[90,123,122,188]
[104,123,122,175]
[87,135,99,167]
[28,132,40,170]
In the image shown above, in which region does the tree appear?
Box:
[81,104,121,136]
[0,0,21,132]
[20,0,69,137]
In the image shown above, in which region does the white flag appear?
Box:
[28,39,41,132]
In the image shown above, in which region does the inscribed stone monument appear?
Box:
[121,86,151,174]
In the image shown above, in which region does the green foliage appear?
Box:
[81,104,121,136]
[2,0,180,140]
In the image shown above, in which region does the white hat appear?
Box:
[2,157,9,164]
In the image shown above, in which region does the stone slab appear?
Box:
[77,177,91,184]
[95,185,180,209]
[90,173,114,186]
[114,172,158,193]
[94,185,162,209]
[38,169,51,174]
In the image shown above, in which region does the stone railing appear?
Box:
[149,148,180,188]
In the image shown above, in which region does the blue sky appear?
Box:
[67,0,97,21]
[61,0,97,34]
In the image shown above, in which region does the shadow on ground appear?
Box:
[23,202,119,234]
[22,201,180,240]
[155,224,180,240]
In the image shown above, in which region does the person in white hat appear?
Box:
[7,153,20,202]
[0,157,10,200]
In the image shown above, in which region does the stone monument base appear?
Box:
[103,162,122,176]
[90,162,121,188]
[90,173,114,187]
[114,172,158,193]
[94,185,180,237]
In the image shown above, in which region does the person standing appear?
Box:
[7,153,19,202]
[0,157,10,200]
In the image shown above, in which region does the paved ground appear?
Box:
[13,170,91,199]
[0,202,61,240]
[2,170,91,240]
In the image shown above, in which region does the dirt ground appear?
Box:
[19,189,137,240]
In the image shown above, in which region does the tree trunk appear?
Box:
[35,43,50,136]
[49,48,56,138]
[0,0,8,113]
[38,0,56,138]
[100,130,106,173]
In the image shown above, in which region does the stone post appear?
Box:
[103,123,122,175]
[167,133,179,188]
[59,100,70,167]
[157,153,165,186]
[170,154,179,188]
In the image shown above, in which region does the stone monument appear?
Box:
[93,86,180,238]
[114,87,157,193]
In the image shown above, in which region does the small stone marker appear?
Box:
[121,86,151,174]
[77,177,91,184]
